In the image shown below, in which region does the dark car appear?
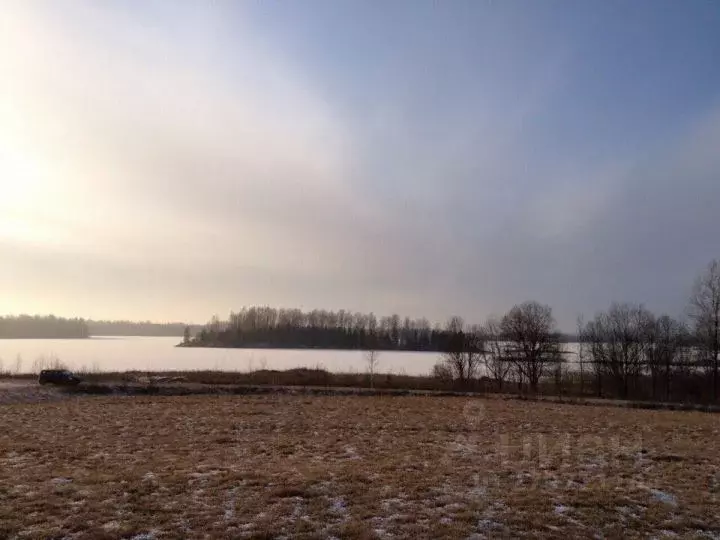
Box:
[38,369,82,386]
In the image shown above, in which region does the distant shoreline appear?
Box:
[0,334,182,340]
[177,341,581,351]
[176,342,452,352]
[0,336,90,340]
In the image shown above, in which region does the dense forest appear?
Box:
[0,315,89,339]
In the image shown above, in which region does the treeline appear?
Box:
[189,258,720,404]
[184,307,575,351]
[432,259,720,404]
[435,300,716,403]
[185,308,464,350]
[575,259,720,403]
[0,315,89,339]
[0,316,202,338]
[87,320,202,337]
[577,305,697,402]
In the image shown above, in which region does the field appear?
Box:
[1,393,720,539]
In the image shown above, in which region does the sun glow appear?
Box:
[0,131,60,244]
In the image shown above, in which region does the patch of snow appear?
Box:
[224,487,238,520]
[50,477,72,485]
[290,496,305,518]
[650,489,678,507]
[565,480,583,490]
[129,534,155,540]
[554,504,571,515]
[330,497,347,514]
[615,505,640,519]
[477,518,503,531]
[102,521,120,531]
[439,517,452,525]
[514,471,534,485]
[546,479,560,490]
[381,498,403,511]
[693,531,720,540]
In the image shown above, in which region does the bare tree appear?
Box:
[578,315,605,397]
[431,361,454,382]
[553,350,572,400]
[581,303,654,399]
[31,354,66,374]
[576,315,587,396]
[651,315,689,401]
[500,301,560,394]
[482,316,511,391]
[365,349,380,389]
[688,259,720,400]
[438,317,484,388]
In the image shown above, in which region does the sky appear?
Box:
[1,1,719,330]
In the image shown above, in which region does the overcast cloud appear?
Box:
[1,1,719,329]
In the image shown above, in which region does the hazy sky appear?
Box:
[1,1,719,329]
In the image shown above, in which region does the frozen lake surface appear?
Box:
[0,336,441,375]
[0,336,581,375]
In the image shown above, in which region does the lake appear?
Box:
[0,336,582,376]
[0,336,442,375]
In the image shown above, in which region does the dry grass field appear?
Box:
[1,394,720,539]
